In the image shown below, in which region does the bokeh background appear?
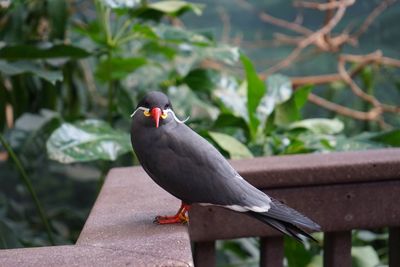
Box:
[0,0,399,266]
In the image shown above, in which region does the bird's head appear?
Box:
[130,91,188,128]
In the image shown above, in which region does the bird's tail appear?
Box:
[247,198,321,243]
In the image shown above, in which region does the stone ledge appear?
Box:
[0,167,193,267]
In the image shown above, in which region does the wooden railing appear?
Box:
[1,148,399,267]
[190,148,400,267]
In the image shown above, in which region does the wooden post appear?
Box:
[324,231,351,267]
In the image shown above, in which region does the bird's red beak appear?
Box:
[151,107,162,128]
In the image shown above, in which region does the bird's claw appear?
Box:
[153,213,189,224]
[153,202,190,224]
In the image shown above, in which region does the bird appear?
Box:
[130,91,321,242]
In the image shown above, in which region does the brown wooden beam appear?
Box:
[324,231,352,267]
[389,227,400,267]
[193,241,216,267]
[260,236,284,267]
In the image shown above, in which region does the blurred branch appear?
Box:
[259,10,312,35]
[351,0,398,40]
[302,50,400,127]
[237,0,399,128]
[293,0,355,11]
[236,0,312,35]
[248,0,397,75]
[308,93,381,120]
[264,0,354,75]
[217,6,231,44]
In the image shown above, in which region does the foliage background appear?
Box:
[0,0,399,266]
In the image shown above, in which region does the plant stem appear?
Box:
[107,80,114,123]
[0,134,55,245]
[107,48,115,123]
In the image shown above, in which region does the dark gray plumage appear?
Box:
[131,91,320,242]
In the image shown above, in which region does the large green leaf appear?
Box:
[148,1,203,16]
[154,24,210,44]
[182,68,219,93]
[289,119,344,135]
[240,54,265,139]
[294,84,313,109]
[208,131,253,159]
[258,74,292,118]
[272,84,312,127]
[198,46,239,65]
[103,0,142,9]
[335,134,385,151]
[7,110,62,161]
[46,120,131,163]
[0,44,90,60]
[352,246,380,267]
[214,77,248,121]
[213,113,249,133]
[95,57,147,82]
[369,129,400,146]
[0,61,63,84]
[168,85,219,121]
[274,97,301,126]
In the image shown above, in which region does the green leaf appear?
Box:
[148,1,203,16]
[294,84,313,109]
[103,0,141,9]
[0,44,90,60]
[258,74,293,125]
[274,98,300,126]
[46,120,131,163]
[168,85,219,121]
[369,129,400,147]
[48,0,68,39]
[9,110,62,161]
[154,24,210,44]
[270,83,312,127]
[288,119,344,135]
[240,54,265,139]
[198,46,239,65]
[131,24,158,39]
[128,65,168,90]
[182,68,219,93]
[213,113,248,132]
[307,255,323,267]
[214,78,248,121]
[0,61,63,84]
[334,135,385,151]
[284,237,312,267]
[208,131,253,159]
[116,87,134,117]
[95,57,147,82]
[352,246,380,267]
[260,74,292,115]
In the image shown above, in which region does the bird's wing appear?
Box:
[136,122,271,212]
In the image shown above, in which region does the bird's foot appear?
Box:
[153,202,190,225]
[153,213,189,224]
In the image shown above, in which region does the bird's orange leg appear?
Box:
[154,202,191,224]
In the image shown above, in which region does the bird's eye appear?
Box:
[164,103,170,109]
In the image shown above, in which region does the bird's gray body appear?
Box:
[131,91,320,242]
[132,113,269,210]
